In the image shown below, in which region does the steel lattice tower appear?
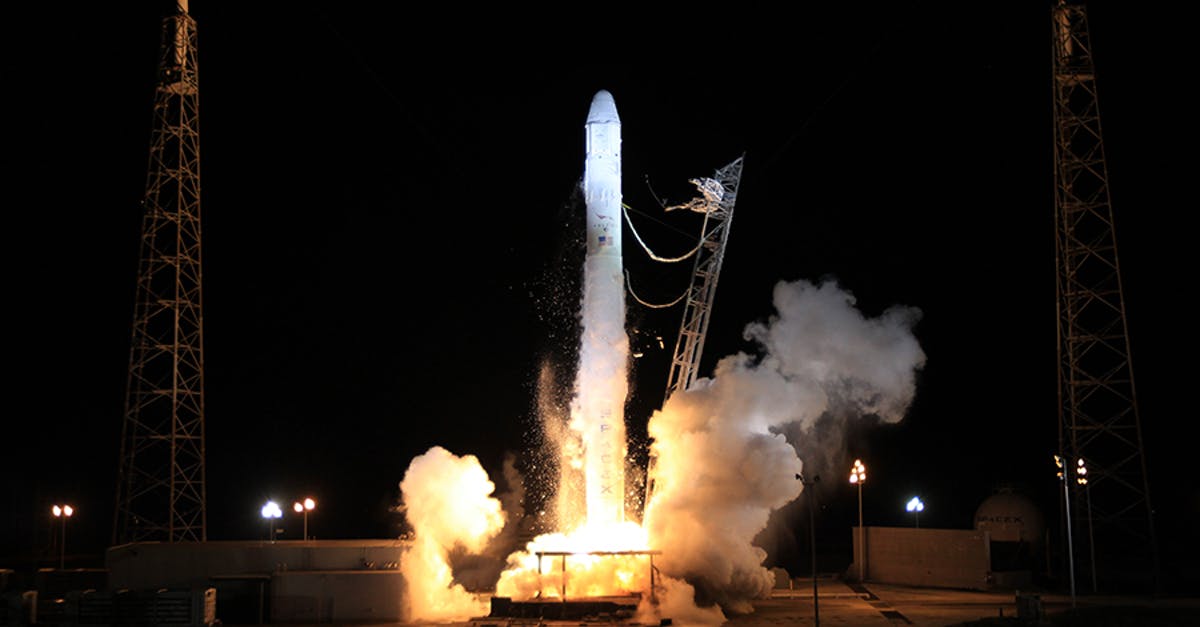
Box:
[114,0,206,544]
[1051,0,1157,590]
[663,155,745,401]
[644,155,744,508]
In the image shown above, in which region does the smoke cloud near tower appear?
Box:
[642,278,925,613]
[396,278,924,623]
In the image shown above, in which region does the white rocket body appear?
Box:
[585,90,622,256]
[579,90,628,527]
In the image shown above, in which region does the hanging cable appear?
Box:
[623,203,704,263]
[626,269,688,309]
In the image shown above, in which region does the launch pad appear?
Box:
[482,595,642,623]
[533,550,663,600]
[479,549,666,625]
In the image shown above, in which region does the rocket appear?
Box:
[579,90,628,527]
[585,90,622,257]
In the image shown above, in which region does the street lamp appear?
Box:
[849,459,867,582]
[1076,458,1096,593]
[261,501,283,541]
[51,504,74,569]
[905,497,924,528]
[293,497,316,541]
[1054,454,1076,608]
[796,473,820,627]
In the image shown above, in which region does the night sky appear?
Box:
[4,1,1193,589]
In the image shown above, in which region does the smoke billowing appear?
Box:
[396,277,925,624]
[642,278,925,615]
[398,446,505,621]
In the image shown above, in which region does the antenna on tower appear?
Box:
[114,1,206,544]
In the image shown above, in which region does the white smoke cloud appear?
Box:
[643,278,925,614]
[395,277,924,625]
[742,279,925,423]
[447,452,528,592]
[399,446,507,622]
[636,576,726,627]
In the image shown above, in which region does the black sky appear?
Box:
[3,1,1193,586]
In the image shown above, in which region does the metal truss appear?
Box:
[114,5,207,544]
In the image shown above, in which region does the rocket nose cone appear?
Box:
[587,90,620,125]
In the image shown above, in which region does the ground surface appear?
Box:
[212,578,1200,626]
[725,579,1200,627]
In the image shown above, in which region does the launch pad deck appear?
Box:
[486,595,637,619]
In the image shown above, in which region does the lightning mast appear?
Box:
[114,0,207,544]
[1051,0,1157,590]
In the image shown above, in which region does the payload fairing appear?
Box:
[585,90,622,258]
[579,90,628,527]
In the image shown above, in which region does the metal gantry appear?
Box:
[643,155,744,508]
[1051,0,1157,590]
[663,155,745,400]
[114,1,207,544]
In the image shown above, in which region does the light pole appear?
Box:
[261,501,283,541]
[906,497,923,528]
[51,504,74,569]
[849,459,867,582]
[1076,458,1096,593]
[1054,454,1076,608]
[796,473,820,627]
[293,497,315,541]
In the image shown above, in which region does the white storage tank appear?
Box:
[974,487,1044,545]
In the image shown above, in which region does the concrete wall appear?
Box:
[272,570,408,623]
[106,540,407,590]
[852,526,992,591]
[105,540,412,623]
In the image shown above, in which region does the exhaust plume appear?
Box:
[643,278,925,614]
[399,446,506,622]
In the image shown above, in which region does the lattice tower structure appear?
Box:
[114,1,207,544]
[644,155,744,508]
[1051,0,1157,590]
[663,155,745,400]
